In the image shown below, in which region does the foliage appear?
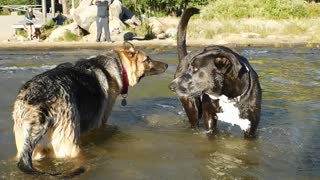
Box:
[127,21,156,40]
[60,30,82,41]
[44,19,56,29]
[0,0,36,5]
[122,0,208,16]
[201,0,320,19]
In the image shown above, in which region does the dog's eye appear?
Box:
[193,67,199,73]
[144,57,151,64]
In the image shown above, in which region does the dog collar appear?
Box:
[121,65,129,95]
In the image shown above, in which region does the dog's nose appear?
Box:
[169,82,177,92]
[164,64,168,69]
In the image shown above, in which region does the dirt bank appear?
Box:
[1,38,319,50]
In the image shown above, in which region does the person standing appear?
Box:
[95,0,112,42]
[25,7,36,40]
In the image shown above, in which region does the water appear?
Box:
[0,46,319,179]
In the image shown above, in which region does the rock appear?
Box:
[109,0,123,19]
[157,33,167,39]
[165,27,177,38]
[109,17,126,32]
[124,15,141,27]
[78,0,94,7]
[48,23,79,41]
[73,5,96,32]
[81,30,136,42]
[88,17,126,35]
[148,17,164,35]
[240,32,261,38]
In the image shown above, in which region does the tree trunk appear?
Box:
[62,0,69,14]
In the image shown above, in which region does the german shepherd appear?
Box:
[12,42,168,176]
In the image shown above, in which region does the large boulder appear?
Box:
[148,16,179,38]
[88,17,126,34]
[47,23,79,41]
[109,0,123,19]
[73,5,96,32]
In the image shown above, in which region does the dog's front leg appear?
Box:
[202,95,219,131]
[180,97,201,129]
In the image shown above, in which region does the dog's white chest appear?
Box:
[208,95,251,131]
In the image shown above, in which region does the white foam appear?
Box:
[0,65,56,71]
[156,104,175,109]
[207,94,251,131]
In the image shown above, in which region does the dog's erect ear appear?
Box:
[123,41,136,54]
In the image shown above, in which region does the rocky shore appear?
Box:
[1,0,320,48]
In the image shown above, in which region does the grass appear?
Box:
[57,30,82,41]
[186,16,320,42]
[201,0,320,19]
[126,21,156,40]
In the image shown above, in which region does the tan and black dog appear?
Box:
[12,42,168,175]
[169,8,262,138]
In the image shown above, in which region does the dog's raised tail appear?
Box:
[177,7,200,61]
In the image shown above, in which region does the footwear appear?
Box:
[96,39,100,42]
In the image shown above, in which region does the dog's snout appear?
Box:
[169,82,177,92]
[164,63,168,69]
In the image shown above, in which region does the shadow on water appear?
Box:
[0,46,319,179]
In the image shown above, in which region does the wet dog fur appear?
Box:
[12,42,168,176]
[169,8,262,138]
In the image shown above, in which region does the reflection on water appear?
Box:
[0,46,319,179]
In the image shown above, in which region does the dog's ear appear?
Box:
[123,41,137,55]
[214,57,232,73]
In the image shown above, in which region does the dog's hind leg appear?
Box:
[50,109,81,159]
[180,97,202,129]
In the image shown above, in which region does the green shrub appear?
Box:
[122,0,208,16]
[0,0,36,5]
[62,30,81,41]
[44,19,56,29]
[201,0,320,19]
[128,21,156,40]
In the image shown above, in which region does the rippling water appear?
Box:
[0,46,319,179]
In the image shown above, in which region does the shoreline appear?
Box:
[1,38,320,49]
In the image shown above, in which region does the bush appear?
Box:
[44,19,56,29]
[60,30,81,41]
[0,0,36,5]
[122,0,208,16]
[201,0,320,19]
[127,21,156,40]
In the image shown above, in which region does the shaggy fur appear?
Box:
[12,42,168,176]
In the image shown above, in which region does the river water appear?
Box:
[0,46,319,179]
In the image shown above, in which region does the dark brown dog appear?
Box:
[169,8,262,138]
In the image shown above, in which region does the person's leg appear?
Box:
[96,17,102,42]
[103,17,111,42]
[31,25,35,38]
[27,25,32,40]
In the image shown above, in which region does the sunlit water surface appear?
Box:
[0,46,319,179]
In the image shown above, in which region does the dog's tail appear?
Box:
[16,115,85,177]
[177,7,200,61]
[16,116,53,175]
